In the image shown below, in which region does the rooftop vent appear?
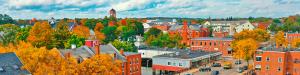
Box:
[0,67,4,72]
[12,65,20,70]
[175,52,180,55]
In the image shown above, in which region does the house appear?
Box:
[168,21,209,46]
[190,37,233,56]
[152,50,221,75]
[252,22,271,30]
[48,17,57,28]
[203,20,255,36]
[254,47,300,75]
[59,39,141,75]
[0,52,31,75]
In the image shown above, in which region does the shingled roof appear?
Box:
[0,52,31,75]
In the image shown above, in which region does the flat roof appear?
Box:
[191,37,233,41]
[153,50,220,59]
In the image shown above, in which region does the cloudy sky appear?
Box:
[1,0,300,19]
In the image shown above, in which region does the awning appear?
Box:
[152,65,186,72]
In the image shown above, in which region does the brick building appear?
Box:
[60,40,141,75]
[255,47,300,75]
[152,50,221,75]
[190,37,233,56]
[168,21,209,46]
[286,33,300,43]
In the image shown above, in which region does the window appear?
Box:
[256,56,262,62]
[278,67,281,71]
[278,57,282,62]
[179,63,182,66]
[168,62,171,65]
[173,62,176,66]
[214,42,216,46]
[255,65,261,70]
[204,42,206,45]
[266,57,270,61]
[266,65,270,70]
[200,42,202,45]
[209,42,212,46]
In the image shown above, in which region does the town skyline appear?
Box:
[1,0,300,19]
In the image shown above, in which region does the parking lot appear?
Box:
[193,59,251,75]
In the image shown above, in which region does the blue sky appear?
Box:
[1,0,300,19]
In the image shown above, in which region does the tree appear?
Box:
[94,22,106,41]
[144,28,162,41]
[291,38,300,48]
[111,40,137,52]
[73,25,90,39]
[64,34,85,49]
[16,26,31,42]
[102,26,117,43]
[52,20,72,48]
[233,29,270,42]
[85,19,100,30]
[0,24,20,46]
[135,21,144,36]
[27,21,53,49]
[0,14,15,24]
[78,54,122,75]
[0,41,122,74]
[233,38,258,66]
[274,31,287,47]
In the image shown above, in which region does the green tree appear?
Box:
[0,24,20,46]
[16,26,31,41]
[135,21,144,36]
[0,14,15,24]
[102,26,118,43]
[52,20,72,48]
[85,19,100,30]
[111,40,137,52]
[64,34,85,49]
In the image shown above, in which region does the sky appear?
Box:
[1,0,300,19]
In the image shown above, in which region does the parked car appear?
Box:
[211,71,219,75]
[243,65,248,70]
[223,61,232,69]
[199,67,211,72]
[212,63,221,67]
[235,60,242,65]
[237,67,244,73]
[184,73,193,75]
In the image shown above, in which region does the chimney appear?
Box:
[120,48,124,55]
[95,44,100,55]
[65,52,71,58]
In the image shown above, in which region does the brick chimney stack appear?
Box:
[65,52,71,58]
[120,48,124,55]
[95,44,100,55]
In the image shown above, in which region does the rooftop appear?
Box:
[124,52,140,56]
[153,50,221,59]
[191,37,233,41]
[0,52,31,75]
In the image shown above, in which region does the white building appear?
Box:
[204,20,255,35]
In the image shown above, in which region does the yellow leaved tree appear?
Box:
[233,38,258,66]
[274,31,288,48]
[0,42,121,74]
[73,25,90,39]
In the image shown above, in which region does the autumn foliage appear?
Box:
[0,42,121,74]
[73,25,90,39]
[27,21,53,48]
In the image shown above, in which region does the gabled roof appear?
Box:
[0,52,31,75]
[59,44,126,62]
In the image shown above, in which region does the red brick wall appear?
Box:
[287,33,300,43]
[190,39,232,56]
[152,25,170,31]
[213,32,229,38]
[124,54,142,75]
[255,51,300,75]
